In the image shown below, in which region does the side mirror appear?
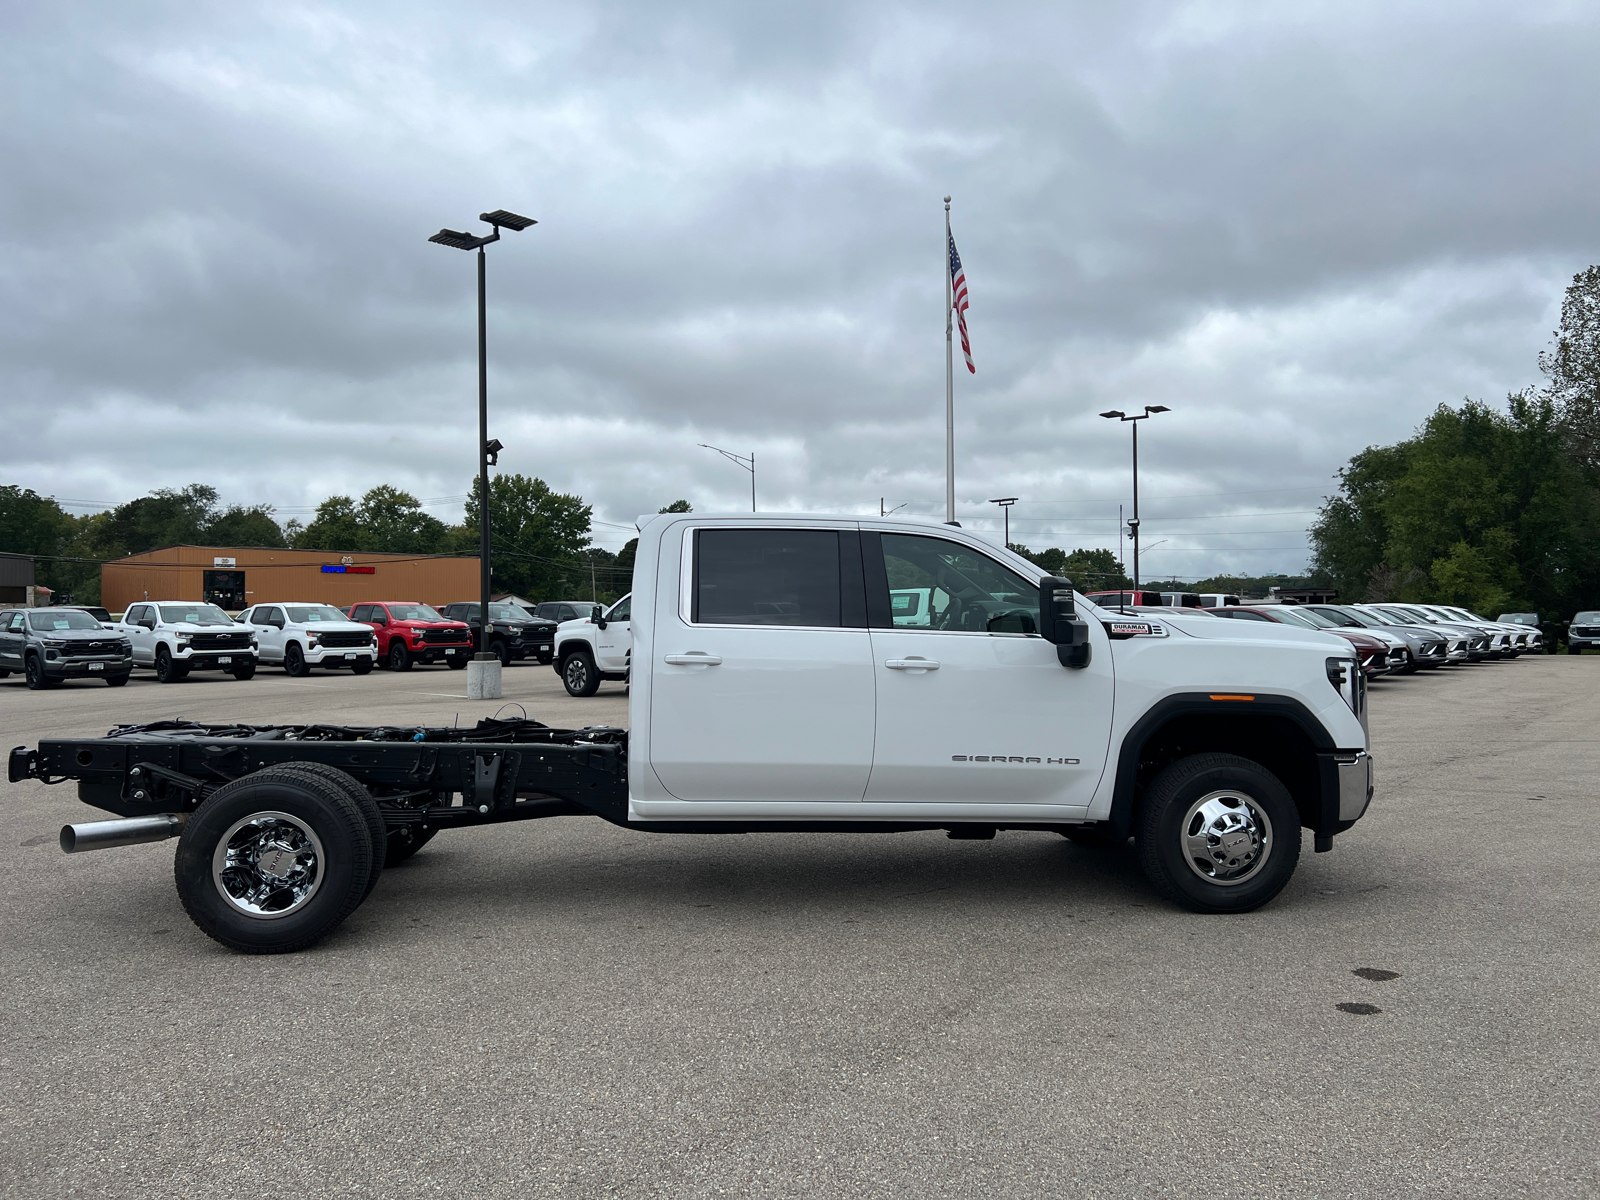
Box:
[592,605,606,629]
[1037,576,1092,669]
[141,619,156,630]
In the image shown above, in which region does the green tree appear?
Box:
[1540,265,1600,474]
[462,474,592,601]
[203,505,286,548]
[1010,544,1130,589]
[294,487,448,555]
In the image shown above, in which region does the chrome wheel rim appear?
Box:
[1180,790,1272,886]
[564,658,588,689]
[211,810,325,919]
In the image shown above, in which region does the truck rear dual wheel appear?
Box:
[174,768,376,954]
[562,651,601,697]
[272,763,386,899]
[1136,753,1301,914]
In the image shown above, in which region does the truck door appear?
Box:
[596,594,631,671]
[251,606,285,662]
[123,605,155,664]
[0,611,22,673]
[649,526,876,802]
[862,531,1114,809]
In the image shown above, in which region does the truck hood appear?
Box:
[293,621,375,635]
[1123,610,1352,653]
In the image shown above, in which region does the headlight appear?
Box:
[1326,656,1363,716]
[306,633,319,645]
[175,633,192,644]
[43,638,68,648]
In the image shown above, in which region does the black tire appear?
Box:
[389,642,412,672]
[385,825,437,865]
[352,659,373,676]
[0,669,10,678]
[284,643,309,677]
[446,655,468,670]
[1136,753,1301,914]
[491,639,511,667]
[173,769,374,954]
[24,654,55,690]
[231,660,256,680]
[273,763,386,901]
[105,673,130,687]
[154,645,182,684]
[562,650,601,697]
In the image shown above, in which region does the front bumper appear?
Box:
[1336,751,1374,822]
[173,650,257,669]
[305,644,376,664]
[44,656,134,679]
[408,643,472,663]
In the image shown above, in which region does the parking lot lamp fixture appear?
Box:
[1099,406,1169,594]
[428,209,536,658]
[988,497,1018,547]
[699,444,756,511]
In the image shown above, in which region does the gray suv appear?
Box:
[1567,611,1600,654]
[0,607,133,689]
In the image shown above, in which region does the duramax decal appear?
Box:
[952,755,1080,764]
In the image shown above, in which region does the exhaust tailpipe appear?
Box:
[60,814,186,854]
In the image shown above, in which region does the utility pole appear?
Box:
[989,497,1017,547]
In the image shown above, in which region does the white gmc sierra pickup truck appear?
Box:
[13,513,1374,953]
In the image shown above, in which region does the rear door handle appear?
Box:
[884,658,940,670]
[664,653,722,666]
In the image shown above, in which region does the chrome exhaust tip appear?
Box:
[60,814,186,854]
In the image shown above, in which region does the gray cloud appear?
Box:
[3,1,1596,566]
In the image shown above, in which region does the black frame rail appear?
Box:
[9,718,629,829]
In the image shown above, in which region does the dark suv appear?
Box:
[0,608,133,688]
[532,600,602,624]
[440,602,558,666]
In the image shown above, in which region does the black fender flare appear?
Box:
[1106,692,1343,839]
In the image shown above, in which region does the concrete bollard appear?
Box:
[466,655,502,700]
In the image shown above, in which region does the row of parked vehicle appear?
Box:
[1081,593,1556,678]
[0,595,633,691]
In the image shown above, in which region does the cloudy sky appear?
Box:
[4,2,1597,574]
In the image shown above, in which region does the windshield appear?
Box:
[1287,608,1339,629]
[1331,608,1381,629]
[389,604,444,622]
[286,605,351,623]
[486,604,528,621]
[158,604,235,625]
[29,610,103,631]
[1268,608,1322,629]
[1575,612,1600,623]
[1500,613,1536,624]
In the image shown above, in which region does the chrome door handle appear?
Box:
[884,658,940,670]
[664,653,722,666]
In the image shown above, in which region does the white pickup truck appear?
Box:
[552,594,631,695]
[16,513,1375,953]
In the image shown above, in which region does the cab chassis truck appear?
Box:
[9,513,1375,954]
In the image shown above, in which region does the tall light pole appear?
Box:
[1099,406,1169,595]
[989,497,1017,547]
[428,209,535,672]
[699,444,755,511]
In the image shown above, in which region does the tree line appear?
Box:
[1310,267,1600,618]
[0,479,694,607]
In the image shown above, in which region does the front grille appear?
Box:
[189,632,251,650]
[65,640,125,658]
[1422,641,1444,656]
[1576,626,1600,637]
[421,627,470,644]
[318,631,372,648]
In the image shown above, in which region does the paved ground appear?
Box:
[0,655,1595,1198]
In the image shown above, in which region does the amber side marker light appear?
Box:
[1208,694,1256,701]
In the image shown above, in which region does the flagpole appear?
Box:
[944,195,955,524]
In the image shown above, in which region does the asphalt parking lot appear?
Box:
[1,656,1596,1198]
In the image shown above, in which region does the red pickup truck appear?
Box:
[343,602,473,671]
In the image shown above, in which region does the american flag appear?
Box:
[948,231,974,373]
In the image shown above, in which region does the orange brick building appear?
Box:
[100,545,481,614]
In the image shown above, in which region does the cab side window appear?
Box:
[608,596,631,623]
[876,534,1038,634]
[125,605,148,626]
[5,612,22,632]
[693,529,843,628]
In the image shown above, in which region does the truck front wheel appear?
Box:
[173,769,374,954]
[561,650,601,697]
[389,643,412,671]
[1136,753,1300,914]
